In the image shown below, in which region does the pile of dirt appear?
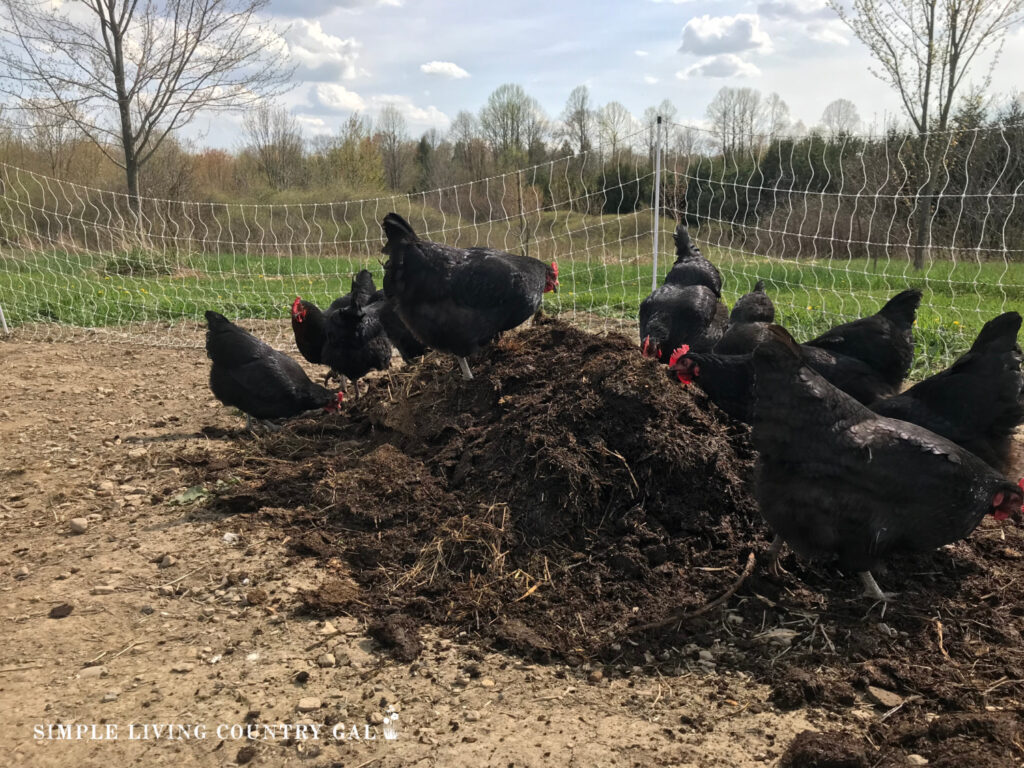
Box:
[179,316,1024,766]
[207,317,763,661]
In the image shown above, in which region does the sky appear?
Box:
[80,0,1024,148]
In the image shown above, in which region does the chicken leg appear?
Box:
[457,356,474,380]
[765,535,788,577]
[859,571,897,602]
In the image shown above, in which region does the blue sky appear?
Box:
[194,0,1024,147]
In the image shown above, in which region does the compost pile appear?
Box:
[211,317,762,658]
[195,316,1024,767]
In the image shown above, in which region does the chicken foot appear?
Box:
[764,535,789,577]
[859,571,897,603]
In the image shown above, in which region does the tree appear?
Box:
[597,101,635,157]
[242,102,304,190]
[828,0,1024,266]
[449,110,489,181]
[479,83,546,168]
[706,87,764,156]
[764,93,791,140]
[376,104,410,191]
[560,85,594,154]
[643,99,679,163]
[0,0,292,210]
[821,98,862,136]
[24,98,84,177]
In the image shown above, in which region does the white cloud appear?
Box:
[679,13,772,55]
[758,0,832,20]
[677,54,762,79]
[370,94,450,129]
[312,83,366,112]
[282,20,366,82]
[634,49,649,57]
[759,1,848,46]
[295,115,332,135]
[644,75,659,84]
[419,61,470,79]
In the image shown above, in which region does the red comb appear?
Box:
[668,345,691,367]
[551,262,558,276]
[291,296,303,315]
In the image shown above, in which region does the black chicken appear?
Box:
[715,279,775,355]
[870,312,1024,472]
[321,271,394,397]
[665,223,722,296]
[639,283,728,362]
[205,310,342,430]
[749,324,1023,601]
[804,289,922,391]
[381,212,558,380]
[669,337,897,422]
[291,297,329,366]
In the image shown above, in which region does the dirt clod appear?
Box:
[777,730,869,768]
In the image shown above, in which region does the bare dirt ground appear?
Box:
[0,330,828,768]
[2,322,1022,768]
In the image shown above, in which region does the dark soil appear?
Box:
[173,317,1024,766]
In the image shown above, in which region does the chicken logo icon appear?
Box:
[381,706,399,741]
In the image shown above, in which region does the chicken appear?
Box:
[290,297,329,366]
[380,212,558,380]
[665,223,722,296]
[669,337,897,422]
[748,324,1023,600]
[804,289,922,391]
[639,283,728,362]
[869,312,1024,472]
[321,271,393,397]
[205,310,343,430]
[715,279,775,355]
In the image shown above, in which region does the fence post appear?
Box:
[0,304,9,335]
[651,115,663,292]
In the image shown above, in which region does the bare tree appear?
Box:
[449,110,488,181]
[0,0,293,210]
[820,98,862,136]
[706,86,764,156]
[828,0,1024,266]
[560,85,594,154]
[376,104,410,191]
[597,101,635,157]
[479,83,547,167]
[24,98,84,176]
[643,99,678,163]
[242,102,304,190]
[763,93,791,141]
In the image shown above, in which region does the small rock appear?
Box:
[464,711,481,723]
[588,669,604,683]
[222,533,241,545]
[867,685,903,709]
[15,566,29,580]
[369,711,384,724]
[480,678,496,688]
[296,697,321,713]
[80,666,107,678]
[86,513,104,523]
[236,745,257,764]
[102,692,119,702]
[907,756,929,766]
[319,621,338,635]
[171,664,195,674]
[140,605,155,615]
[69,518,89,535]
[698,650,714,662]
[317,653,336,668]
[91,585,115,595]
[49,603,74,619]
[127,447,148,458]
[158,555,178,569]
[245,588,268,605]
[157,585,175,596]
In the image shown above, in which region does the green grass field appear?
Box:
[2,244,1021,376]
